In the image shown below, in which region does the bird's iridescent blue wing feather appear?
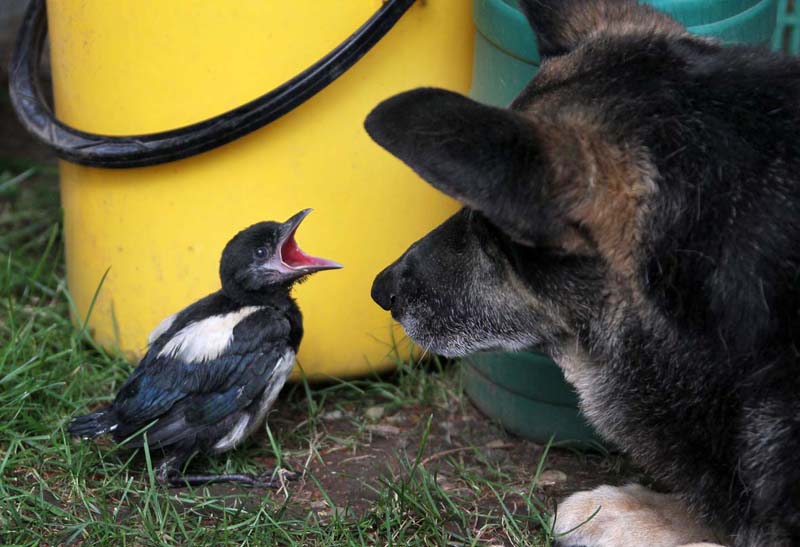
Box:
[110,308,292,446]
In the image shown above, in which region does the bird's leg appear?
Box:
[169,470,297,488]
[159,462,300,488]
[155,454,192,487]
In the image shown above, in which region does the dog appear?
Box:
[365,1,800,546]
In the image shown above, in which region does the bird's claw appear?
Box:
[254,468,301,488]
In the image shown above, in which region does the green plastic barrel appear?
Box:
[466,0,779,445]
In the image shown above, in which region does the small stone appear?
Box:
[485,439,510,449]
[538,469,568,487]
[334,506,353,517]
[321,410,344,421]
[481,448,508,465]
[364,405,385,421]
[366,424,401,437]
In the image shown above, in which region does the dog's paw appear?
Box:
[552,484,724,547]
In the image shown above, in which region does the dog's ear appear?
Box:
[365,88,654,271]
[365,87,569,246]
[518,0,685,57]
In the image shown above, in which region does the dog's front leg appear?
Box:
[552,484,725,547]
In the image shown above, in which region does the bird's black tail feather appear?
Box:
[67,407,117,439]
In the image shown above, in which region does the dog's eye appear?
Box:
[254,247,268,259]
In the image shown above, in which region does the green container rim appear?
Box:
[500,0,764,26]
[476,0,777,65]
[625,0,764,26]
[690,0,777,39]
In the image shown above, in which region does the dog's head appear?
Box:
[365,0,743,357]
[365,83,617,357]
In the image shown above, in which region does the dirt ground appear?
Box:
[263,396,639,520]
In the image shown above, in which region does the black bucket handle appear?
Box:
[9,0,416,169]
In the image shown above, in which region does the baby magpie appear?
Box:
[68,209,341,487]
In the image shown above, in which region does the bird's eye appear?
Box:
[254,247,268,259]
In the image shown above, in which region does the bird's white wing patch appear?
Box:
[157,306,261,363]
[147,311,179,346]
[212,350,296,454]
[212,414,251,452]
[247,350,296,436]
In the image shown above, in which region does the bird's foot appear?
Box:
[162,467,300,488]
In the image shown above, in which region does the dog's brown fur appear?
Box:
[534,114,657,275]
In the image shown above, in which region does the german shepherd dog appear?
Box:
[365,1,800,546]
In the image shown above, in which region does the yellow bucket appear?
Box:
[10,0,473,379]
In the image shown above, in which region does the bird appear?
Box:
[67,209,342,487]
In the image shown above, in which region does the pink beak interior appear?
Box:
[278,213,343,272]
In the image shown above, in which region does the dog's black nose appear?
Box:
[371,267,396,311]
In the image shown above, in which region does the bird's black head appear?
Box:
[220,209,342,304]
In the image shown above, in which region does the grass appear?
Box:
[0,163,559,546]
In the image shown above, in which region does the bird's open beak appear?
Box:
[274,209,343,274]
